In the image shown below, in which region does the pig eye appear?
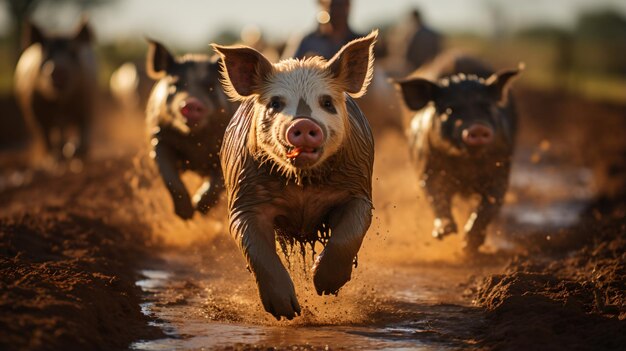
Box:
[319,95,336,114]
[267,97,284,113]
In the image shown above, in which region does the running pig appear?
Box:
[145,39,236,219]
[397,53,521,253]
[213,31,377,320]
[14,20,97,160]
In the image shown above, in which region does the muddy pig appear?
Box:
[213,31,377,320]
[145,39,236,219]
[396,53,521,253]
[14,20,97,160]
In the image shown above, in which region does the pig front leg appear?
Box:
[154,143,194,219]
[231,211,301,320]
[193,172,224,214]
[74,114,92,159]
[463,187,506,253]
[313,198,372,295]
[424,172,457,239]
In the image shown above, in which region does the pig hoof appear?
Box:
[463,233,485,255]
[312,252,352,296]
[260,286,301,320]
[195,203,210,214]
[432,219,457,240]
[174,204,195,220]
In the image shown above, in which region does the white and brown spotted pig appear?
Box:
[14,20,97,161]
[213,31,377,320]
[145,39,236,219]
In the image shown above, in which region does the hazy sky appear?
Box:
[2,0,626,48]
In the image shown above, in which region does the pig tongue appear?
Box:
[286,147,315,159]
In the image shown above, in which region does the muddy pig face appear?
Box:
[25,21,93,100]
[398,69,520,155]
[146,40,228,133]
[213,31,376,172]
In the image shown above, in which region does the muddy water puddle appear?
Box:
[130,137,594,350]
[131,250,493,350]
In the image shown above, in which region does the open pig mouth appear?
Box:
[286,146,322,166]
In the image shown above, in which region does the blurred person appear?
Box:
[293,0,361,59]
[405,9,442,71]
[286,0,405,134]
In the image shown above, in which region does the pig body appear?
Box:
[214,31,377,320]
[14,21,97,160]
[109,62,152,116]
[145,40,236,219]
[397,53,521,252]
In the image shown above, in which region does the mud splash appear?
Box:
[128,131,510,350]
[131,249,495,350]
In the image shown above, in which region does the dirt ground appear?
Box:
[0,87,625,350]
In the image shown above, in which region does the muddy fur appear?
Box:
[397,53,521,252]
[215,32,376,320]
[145,40,236,219]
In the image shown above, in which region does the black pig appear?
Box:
[14,21,97,161]
[397,53,521,253]
[145,40,236,219]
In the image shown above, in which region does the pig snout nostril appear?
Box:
[286,119,324,149]
[463,125,494,146]
[180,98,207,119]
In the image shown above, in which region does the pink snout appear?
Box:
[180,98,207,123]
[462,124,494,147]
[286,118,324,149]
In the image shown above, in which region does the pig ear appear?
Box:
[486,64,523,103]
[146,39,176,79]
[396,78,439,111]
[23,21,45,48]
[73,20,93,44]
[325,30,377,98]
[211,44,273,101]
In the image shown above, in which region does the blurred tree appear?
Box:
[575,9,626,76]
[3,0,113,61]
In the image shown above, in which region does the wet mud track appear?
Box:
[132,248,500,350]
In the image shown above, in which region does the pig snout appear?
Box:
[285,118,324,164]
[462,124,494,147]
[286,118,324,150]
[180,97,207,123]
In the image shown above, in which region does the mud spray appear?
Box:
[128,128,515,350]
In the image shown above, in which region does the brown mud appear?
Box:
[0,87,625,350]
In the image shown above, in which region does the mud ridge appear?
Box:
[0,156,165,350]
